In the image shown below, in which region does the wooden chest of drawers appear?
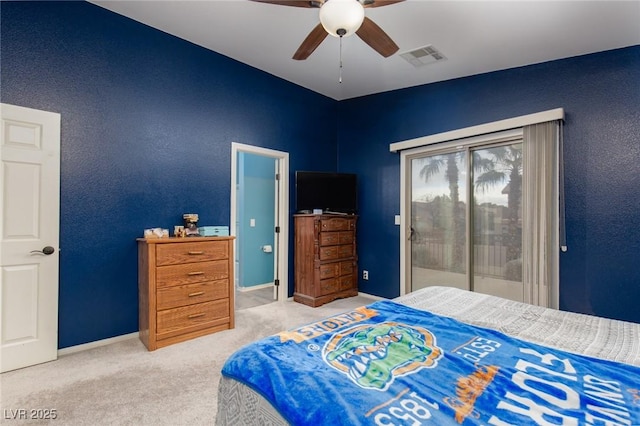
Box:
[138,237,235,350]
[294,214,358,307]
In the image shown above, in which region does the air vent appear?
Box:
[400,45,446,68]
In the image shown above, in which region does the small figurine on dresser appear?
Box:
[173,225,185,237]
[183,213,200,237]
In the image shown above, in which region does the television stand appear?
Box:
[293,214,358,307]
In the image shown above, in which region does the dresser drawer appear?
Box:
[339,231,354,245]
[319,232,340,246]
[319,246,338,261]
[319,245,354,261]
[156,260,228,288]
[339,260,354,276]
[320,218,354,232]
[318,278,340,296]
[339,275,354,291]
[156,241,229,266]
[338,244,354,258]
[319,231,353,246]
[319,261,353,279]
[156,299,229,335]
[156,280,229,310]
[319,262,338,279]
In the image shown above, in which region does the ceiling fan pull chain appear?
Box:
[339,35,343,84]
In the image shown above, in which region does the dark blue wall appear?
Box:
[338,46,640,324]
[2,2,639,348]
[1,1,337,348]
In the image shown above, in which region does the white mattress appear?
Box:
[215,286,640,425]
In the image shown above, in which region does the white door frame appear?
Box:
[231,142,289,303]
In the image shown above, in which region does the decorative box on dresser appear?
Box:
[294,214,358,307]
[138,236,235,351]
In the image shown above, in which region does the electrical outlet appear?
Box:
[363,270,369,280]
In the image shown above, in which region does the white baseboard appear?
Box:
[237,282,273,292]
[57,332,139,356]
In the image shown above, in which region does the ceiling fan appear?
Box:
[250,0,405,60]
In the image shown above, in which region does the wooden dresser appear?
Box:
[294,214,358,307]
[137,236,235,351]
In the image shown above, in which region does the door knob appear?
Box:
[30,246,55,255]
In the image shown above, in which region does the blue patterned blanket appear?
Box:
[221,300,640,425]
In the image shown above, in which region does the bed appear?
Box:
[216,286,640,425]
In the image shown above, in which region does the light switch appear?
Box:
[250,219,256,227]
[394,215,401,225]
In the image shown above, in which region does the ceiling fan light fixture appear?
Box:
[319,0,365,38]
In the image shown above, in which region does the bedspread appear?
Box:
[221,299,640,425]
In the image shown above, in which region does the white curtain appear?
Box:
[522,121,562,308]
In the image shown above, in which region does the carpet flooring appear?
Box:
[0,295,374,425]
[235,286,276,311]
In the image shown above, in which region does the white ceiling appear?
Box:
[91,0,640,101]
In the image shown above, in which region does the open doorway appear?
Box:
[231,143,289,310]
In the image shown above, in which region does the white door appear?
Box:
[0,103,61,372]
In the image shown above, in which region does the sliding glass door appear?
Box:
[410,151,468,291]
[471,143,523,301]
[409,138,524,302]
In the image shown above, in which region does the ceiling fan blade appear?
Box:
[362,0,405,8]
[355,17,399,58]
[249,0,320,8]
[293,23,329,60]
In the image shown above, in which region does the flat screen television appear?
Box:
[295,171,357,214]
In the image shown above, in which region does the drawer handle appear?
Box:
[187,271,205,276]
[188,313,206,319]
[188,291,205,297]
[188,251,204,255]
